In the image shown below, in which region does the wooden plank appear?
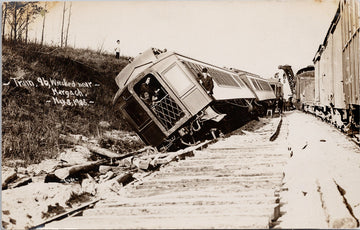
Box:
[1,170,17,189]
[32,198,101,230]
[8,177,32,189]
[45,214,270,229]
[59,134,146,159]
[59,134,122,158]
[83,203,277,217]
[54,160,106,180]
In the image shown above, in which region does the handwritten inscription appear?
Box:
[9,77,99,107]
[51,97,90,106]
[12,78,35,87]
[37,77,93,88]
[51,88,84,98]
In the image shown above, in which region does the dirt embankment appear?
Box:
[2,41,135,165]
[1,41,149,229]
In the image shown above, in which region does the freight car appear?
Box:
[113,48,276,151]
[310,0,359,132]
[294,66,315,112]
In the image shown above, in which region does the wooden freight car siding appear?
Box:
[341,0,360,106]
[45,117,290,229]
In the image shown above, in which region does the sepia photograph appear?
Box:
[1,0,360,229]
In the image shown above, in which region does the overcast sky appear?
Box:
[29,0,339,78]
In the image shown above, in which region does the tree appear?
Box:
[2,2,8,40]
[5,2,44,42]
[24,3,43,43]
[60,2,65,47]
[65,2,72,48]
[40,2,46,45]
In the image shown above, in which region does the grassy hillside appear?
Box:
[2,41,133,165]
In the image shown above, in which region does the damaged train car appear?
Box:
[113,48,276,151]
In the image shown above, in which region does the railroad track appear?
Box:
[45,116,290,229]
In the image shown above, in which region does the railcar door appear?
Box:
[161,62,212,115]
[119,88,166,146]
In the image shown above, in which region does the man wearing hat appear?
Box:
[201,67,214,96]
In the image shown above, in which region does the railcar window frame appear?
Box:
[250,78,262,91]
[162,63,194,96]
[257,80,273,91]
[182,60,240,88]
[233,75,246,88]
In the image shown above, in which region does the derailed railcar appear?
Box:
[312,0,359,130]
[113,49,259,151]
[230,69,277,115]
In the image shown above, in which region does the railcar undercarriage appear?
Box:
[302,104,359,135]
[157,98,261,152]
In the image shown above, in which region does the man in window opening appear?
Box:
[200,67,214,96]
[115,40,121,59]
[140,91,152,105]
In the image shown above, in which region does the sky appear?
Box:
[28,0,339,78]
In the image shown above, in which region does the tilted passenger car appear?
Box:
[113,48,276,151]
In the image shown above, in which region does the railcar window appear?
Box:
[183,61,240,88]
[163,64,193,95]
[258,80,273,91]
[134,74,166,105]
[233,75,246,88]
[251,79,262,90]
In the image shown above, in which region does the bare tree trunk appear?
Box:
[2,3,7,40]
[41,3,46,45]
[60,1,65,47]
[10,26,13,41]
[25,9,29,43]
[13,3,17,41]
[65,2,72,48]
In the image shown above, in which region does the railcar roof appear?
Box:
[312,2,341,62]
[296,66,314,76]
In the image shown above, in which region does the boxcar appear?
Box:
[295,66,315,112]
[312,0,359,130]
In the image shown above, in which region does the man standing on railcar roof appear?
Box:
[200,67,214,96]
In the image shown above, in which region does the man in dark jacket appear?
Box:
[278,96,284,114]
[200,67,214,95]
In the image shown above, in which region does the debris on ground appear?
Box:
[1,128,206,229]
[2,169,17,189]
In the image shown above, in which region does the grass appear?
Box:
[1,40,135,166]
